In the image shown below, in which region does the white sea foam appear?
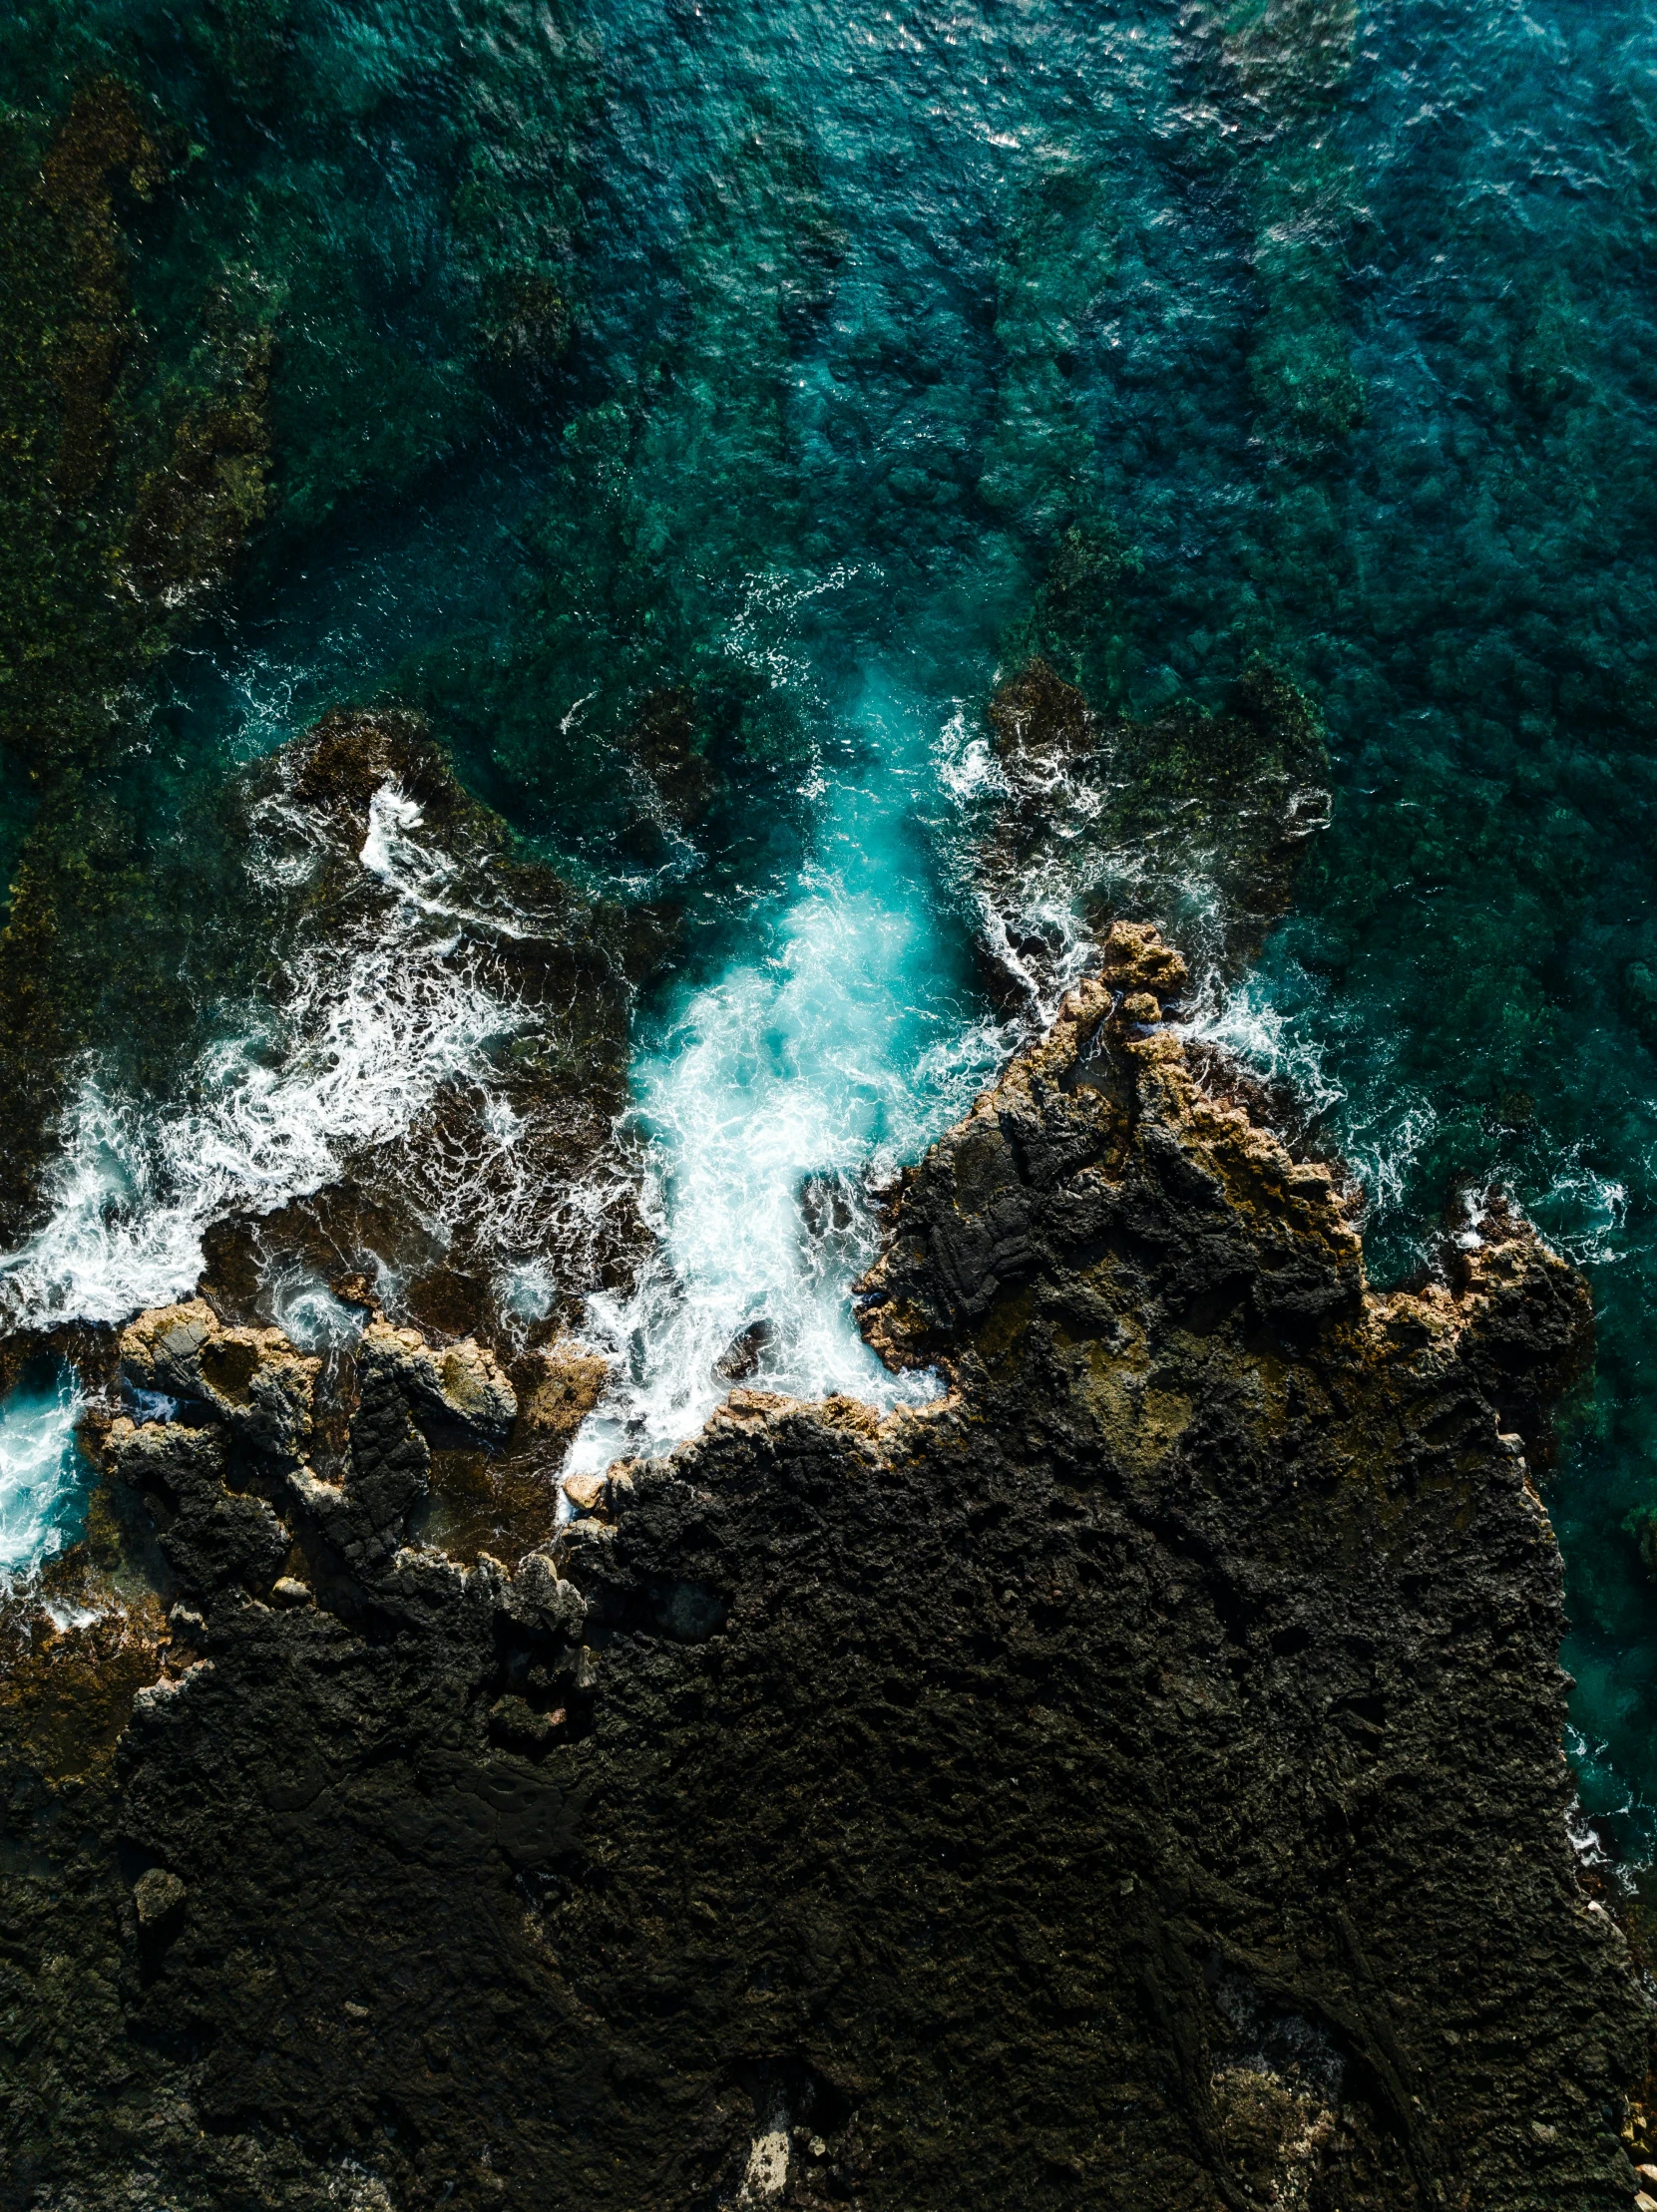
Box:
[0,1366,85,1584]
[723,561,866,703]
[951,688,1256,1030]
[1185,963,1440,1234]
[1195,965,1638,1277]
[934,706,1010,803]
[0,785,544,1331]
[1563,1730,1644,1888]
[569,670,1008,1473]
[1528,1148,1630,1269]
[1186,974,1348,1121]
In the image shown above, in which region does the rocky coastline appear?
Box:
[0,922,1651,2210]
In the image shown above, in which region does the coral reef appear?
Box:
[0,924,1644,2210]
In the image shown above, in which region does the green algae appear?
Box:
[1224,0,1364,458]
[1005,524,1142,715]
[980,164,1118,545]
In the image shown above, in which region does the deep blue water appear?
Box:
[3,0,1657,1855]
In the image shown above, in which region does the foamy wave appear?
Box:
[567,880,988,1470]
[0,1366,85,1584]
[1528,1148,1630,1270]
[974,836,1237,1030]
[722,561,867,705]
[570,670,1010,1472]
[0,784,572,1331]
[1186,976,1348,1121]
[1195,971,1640,1283]
[357,783,554,941]
[1185,966,1439,1233]
[934,706,1012,803]
[1563,1727,1644,1878]
[947,711,1255,1028]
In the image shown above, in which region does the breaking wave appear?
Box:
[0,781,611,1332]
[569,668,1009,1471]
[0,1362,85,1585]
[1184,960,1441,1242]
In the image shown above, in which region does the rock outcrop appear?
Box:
[0,924,1647,2211]
[356,1318,519,1446]
[121,1299,321,1463]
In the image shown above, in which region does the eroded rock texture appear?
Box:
[0,925,1647,2211]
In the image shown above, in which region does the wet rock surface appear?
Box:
[187,707,651,1351]
[0,924,1649,2210]
[966,659,1330,1014]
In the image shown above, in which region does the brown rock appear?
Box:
[359,1318,517,1442]
[562,1470,608,1517]
[511,1340,609,1449]
[119,1299,318,1462]
[1,923,1641,2212]
[132,1868,186,1927]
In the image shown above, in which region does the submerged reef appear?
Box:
[0,923,1646,2211]
[0,80,269,782]
[0,81,271,1238]
[967,655,1330,1012]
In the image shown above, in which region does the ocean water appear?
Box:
[0,1360,85,1584]
[2,0,1657,1857]
[570,665,1009,1470]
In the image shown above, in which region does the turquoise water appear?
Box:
[0,1361,85,1584]
[571,664,1007,1468]
[2,0,1657,1857]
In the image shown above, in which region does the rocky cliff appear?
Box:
[0,924,1648,2211]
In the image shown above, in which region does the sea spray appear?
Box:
[1182,955,1442,1238]
[570,668,1009,1470]
[0,1363,85,1583]
[0,762,633,1335]
[0,810,522,1327]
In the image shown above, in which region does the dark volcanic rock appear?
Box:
[0,923,1647,2211]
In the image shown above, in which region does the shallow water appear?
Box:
[0,1362,84,1583]
[2,0,1657,1850]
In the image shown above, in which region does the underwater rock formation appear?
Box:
[0,81,275,1238]
[967,658,1331,1015]
[0,924,1647,2210]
